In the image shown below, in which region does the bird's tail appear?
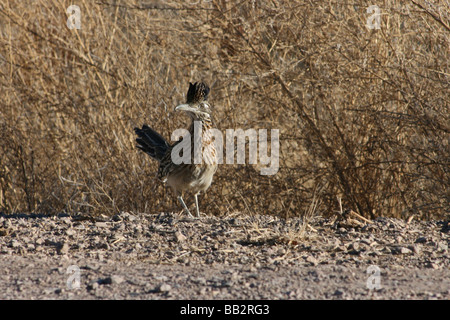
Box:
[134,124,170,162]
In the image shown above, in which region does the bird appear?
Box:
[134,82,218,217]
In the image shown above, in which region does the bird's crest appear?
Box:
[186,82,210,104]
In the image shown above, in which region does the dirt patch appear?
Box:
[0,212,448,299]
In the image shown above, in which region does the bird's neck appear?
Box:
[188,115,213,131]
[188,117,217,165]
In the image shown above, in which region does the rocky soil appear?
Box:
[0,211,448,300]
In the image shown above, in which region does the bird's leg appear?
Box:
[177,195,194,218]
[194,193,200,217]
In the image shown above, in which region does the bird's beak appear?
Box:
[175,104,196,112]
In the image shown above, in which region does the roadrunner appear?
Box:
[134,82,218,217]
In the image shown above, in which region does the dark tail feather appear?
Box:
[134,124,169,161]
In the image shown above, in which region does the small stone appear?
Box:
[110,275,125,284]
[61,217,72,225]
[437,241,448,252]
[175,231,187,242]
[334,289,344,296]
[57,243,69,255]
[97,277,112,285]
[367,250,381,256]
[10,240,20,248]
[120,212,136,222]
[409,244,421,255]
[22,237,31,244]
[415,237,427,243]
[56,267,65,274]
[88,281,99,290]
[155,275,168,282]
[191,277,207,285]
[157,283,171,292]
[228,218,241,226]
[44,287,62,295]
[305,255,318,265]
[95,222,108,228]
[74,224,85,230]
[390,246,411,255]
[399,247,412,254]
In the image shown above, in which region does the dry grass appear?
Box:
[0,0,448,219]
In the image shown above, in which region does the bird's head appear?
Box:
[175,82,211,120]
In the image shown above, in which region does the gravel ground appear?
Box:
[0,211,448,300]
